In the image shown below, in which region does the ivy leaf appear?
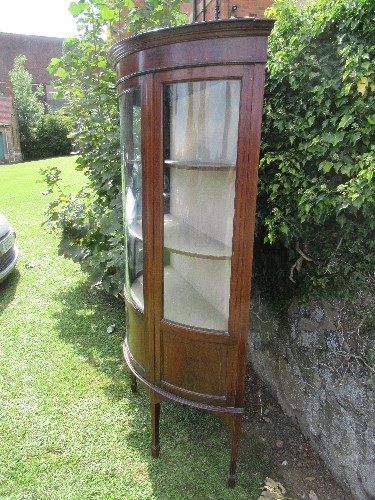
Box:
[340,164,354,176]
[323,132,345,146]
[318,161,333,173]
[338,114,353,129]
[357,76,369,95]
[336,214,346,228]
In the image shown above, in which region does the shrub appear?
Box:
[9,55,45,160]
[34,112,72,159]
[43,0,187,294]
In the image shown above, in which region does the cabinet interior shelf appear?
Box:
[130,267,228,332]
[128,160,236,171]
[165,159,236,170]
[129,215,231,259]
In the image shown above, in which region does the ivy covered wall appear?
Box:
[256,0,374,305]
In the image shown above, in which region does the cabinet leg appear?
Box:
[227,414,243,488]
[130,372,137,393]
[150,398,161,458]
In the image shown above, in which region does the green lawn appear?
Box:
[0,157,263,499]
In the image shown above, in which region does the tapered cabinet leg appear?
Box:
[130,372,137,393]
[150,396,161,458]
[227,414,243,488]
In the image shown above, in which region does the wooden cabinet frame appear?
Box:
[109,19,273,487]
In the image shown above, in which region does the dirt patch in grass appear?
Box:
[243,370,353,500]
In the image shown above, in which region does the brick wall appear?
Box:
[0,32,64,111]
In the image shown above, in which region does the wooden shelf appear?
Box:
[130,267,228,331]
[129,216,231,259]
[165,159,236,170]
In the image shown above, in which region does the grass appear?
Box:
[0,156,265,499]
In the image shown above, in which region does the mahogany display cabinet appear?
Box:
[108,18,274,487]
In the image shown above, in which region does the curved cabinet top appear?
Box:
[108,19,275,83]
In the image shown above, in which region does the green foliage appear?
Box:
[44,0,187,294]
[9,55,45,159]
[33,112,72,158]
[256,0,375,302]
[124,0,188,34]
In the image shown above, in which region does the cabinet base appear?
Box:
[227,474,236,488]
[151,444,161,458]
[124,340,244,487]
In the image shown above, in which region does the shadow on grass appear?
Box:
[52,279,267,498]
[0,269,21,315]
[52,279,129,402]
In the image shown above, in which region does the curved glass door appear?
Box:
[120,88,143,310]
[163,80,241,331]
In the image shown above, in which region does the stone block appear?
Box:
[360,463,375,498]
[296,330,326,350]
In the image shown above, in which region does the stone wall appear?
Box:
[249,291,375,500]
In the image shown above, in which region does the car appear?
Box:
[0,212,18,283]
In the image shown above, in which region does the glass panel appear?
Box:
[163,80,241,331]
[120,88,143,310]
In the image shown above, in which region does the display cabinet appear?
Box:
[108,18,273,486]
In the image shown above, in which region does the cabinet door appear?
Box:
[120,86,148,374]
[120,88,143,310]
[162,79,241,332]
